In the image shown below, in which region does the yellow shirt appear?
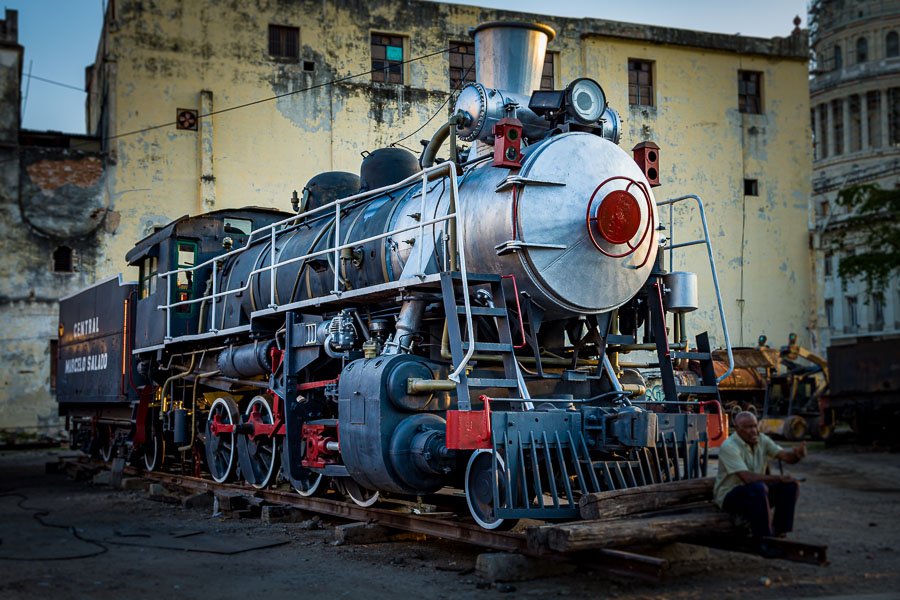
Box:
[713,432,783,507]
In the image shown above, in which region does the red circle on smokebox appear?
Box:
[595,190,641,244]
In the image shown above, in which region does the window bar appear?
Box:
[269,227,277,309]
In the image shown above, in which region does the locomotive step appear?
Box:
[675,385,719,395]
[465,378,518,388]
[456,306,507,316]
[461,341,514,352]
[670,351,711,360]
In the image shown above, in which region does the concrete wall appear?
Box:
[581,36,812,350]
[0,144,110,432]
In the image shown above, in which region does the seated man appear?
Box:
[714,411,807,554]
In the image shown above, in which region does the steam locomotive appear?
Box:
[57,21,729,529]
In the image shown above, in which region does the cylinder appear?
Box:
[663,271,699,313]
[172,408,189,446]
[216,340,276,379]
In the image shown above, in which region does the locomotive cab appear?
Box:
[125,208,290,348]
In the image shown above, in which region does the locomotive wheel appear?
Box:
[97,425,114,462]
[342,478,380,507]
[281,437,325,497]
[465,450,516,531]
[238,396,279,489]
[205,396,239,483]
[143,425,165,472]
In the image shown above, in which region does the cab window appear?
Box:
[139,256,157,299]
[174,240,198,315]
[223,217,252,236]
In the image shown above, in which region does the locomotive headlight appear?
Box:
[566,78,606,124]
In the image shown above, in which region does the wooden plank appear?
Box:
[530,511,736,553]
[579,477,714,520]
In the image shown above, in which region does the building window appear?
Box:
[303,61,315,72]
[856,37,868,63]
[824,251,833,276]
[53,246,73,273]
[846,296,859,331]
[628,59,653,106]
[540,52,556,91]
[872,294,885,330]
[268,25,299,59]
[832,98,843,155]
[848,94,861,152]
[816,104,828,158]
[738,70,762,114]
[833,45,842,70]
[810,108,818,158]
[887,31,899,58]
[743,178,758,196]
[867,91,882,148]
[889,87,900,146]
[449,42,475,90]
[371,34,404,84]
[825,299,834,329]
[820,200,830,217]
[817,104,829,158]
[139,256,158,300]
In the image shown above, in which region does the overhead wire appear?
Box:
[390,59,475,149]
[23,72,92,94]
[4,42,471,165]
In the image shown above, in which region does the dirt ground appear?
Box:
[0,445,898,600]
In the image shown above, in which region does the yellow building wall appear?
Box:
[0,0,812,431]
[580,38,813,349]
[97,0,810,351]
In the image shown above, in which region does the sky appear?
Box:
[7,0,808,135]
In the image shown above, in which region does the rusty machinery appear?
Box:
[707,333,829,441]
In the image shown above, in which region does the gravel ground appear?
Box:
[0,446,898,600]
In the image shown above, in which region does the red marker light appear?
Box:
[596,190,641,244]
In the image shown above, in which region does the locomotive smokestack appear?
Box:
[471,21,555,96]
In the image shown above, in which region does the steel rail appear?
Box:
[63,457,827,578]
[87,461,667,579]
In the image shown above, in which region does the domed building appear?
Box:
[809,0,900,351]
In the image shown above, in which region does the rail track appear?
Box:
[61,456,826,581]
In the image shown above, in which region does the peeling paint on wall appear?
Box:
[25,157,104,192]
